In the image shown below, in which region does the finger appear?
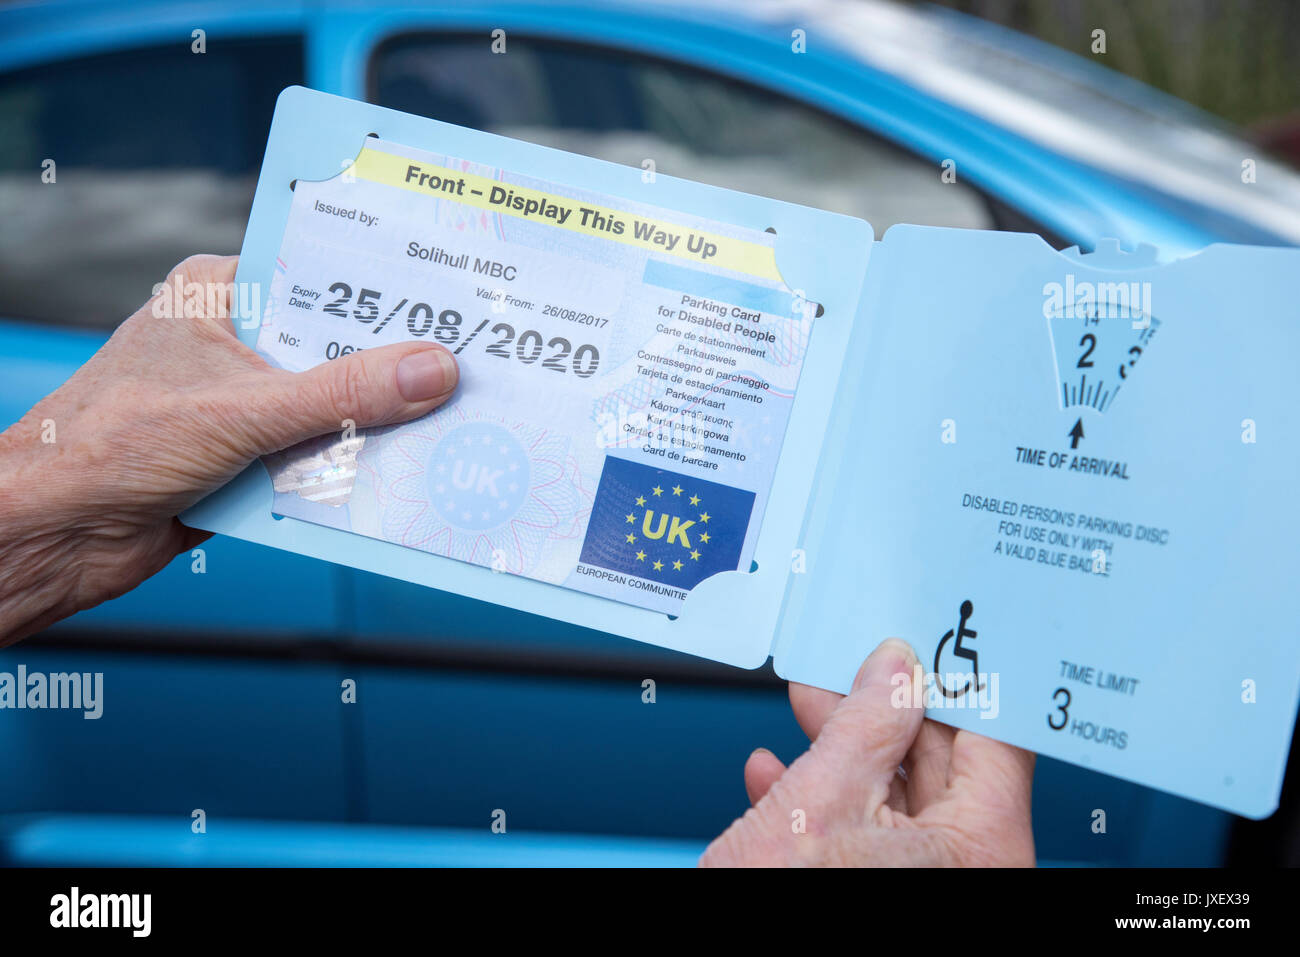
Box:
[176,521,214,554]
[949,729,1036,816]
[179,253,239,281]
[158,254,240,324]
[886,767,909,814]
[243,341,459,455]
[743,747,787,806]
[812,638,926,812]
[789,681,843,741]
[902,718,957,812]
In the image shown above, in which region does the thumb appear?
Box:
[814,638,925,810]
[245,341,459,454]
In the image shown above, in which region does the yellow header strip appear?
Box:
[351,148,782,282]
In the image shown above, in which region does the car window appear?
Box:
[0,36,304,329]
[369,34,1001,237]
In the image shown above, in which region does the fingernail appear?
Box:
[852,638,918,693]
[396,348,457,401]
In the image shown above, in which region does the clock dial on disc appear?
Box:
[1047,303,1160,413]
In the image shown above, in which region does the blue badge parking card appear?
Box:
[248,129,812,615]
[186,87,1300,818]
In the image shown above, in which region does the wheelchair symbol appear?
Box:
[933,599,984,699]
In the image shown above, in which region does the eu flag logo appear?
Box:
[579,457,755,590]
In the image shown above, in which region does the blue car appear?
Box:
[2,0,1296,867]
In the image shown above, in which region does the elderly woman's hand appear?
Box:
[0,255,458,644]
[700,639,1036,867]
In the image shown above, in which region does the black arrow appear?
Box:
[1068,417,1085,449]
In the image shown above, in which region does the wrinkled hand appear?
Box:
[700,639,1036,866]
[0,255,458,643]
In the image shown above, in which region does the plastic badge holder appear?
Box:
[187,87,1300,817]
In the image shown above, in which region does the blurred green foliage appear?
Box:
[927,0,1300,127]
